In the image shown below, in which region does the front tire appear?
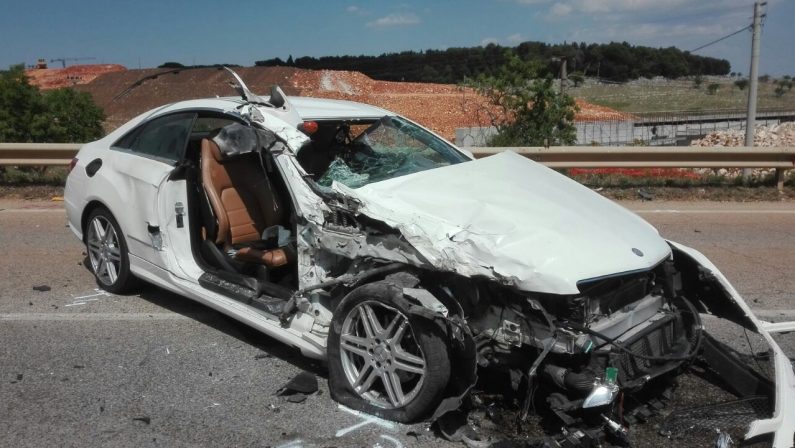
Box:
[327,282,450,422]
[85,208,136,294]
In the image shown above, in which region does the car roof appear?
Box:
[152,95,391,121]
[288,96,391,120]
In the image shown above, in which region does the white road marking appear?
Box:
[64,298,100,307]
[274,440,303,448]
[0,208,65,213]
[64,289,110,307]
[72,291,108,300]
[336,405,396,437]
[632,209,795,214]
[4,310,791,322]
[0,313,192,321]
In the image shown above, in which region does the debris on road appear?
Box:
[637,188,655,201]
[32,285,51,292]
[276,371,319,403]
[658,396,770,441]
[132,416,151,425]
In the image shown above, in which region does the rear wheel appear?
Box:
[328,283,450,422]
[85,208,136,294]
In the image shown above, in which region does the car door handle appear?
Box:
[175,202,185,228]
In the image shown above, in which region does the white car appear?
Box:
[64,70,795,446]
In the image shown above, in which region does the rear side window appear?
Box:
[114,112,197,163]
[191,116,239,135]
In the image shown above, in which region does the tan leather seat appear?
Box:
[200,138,289,268]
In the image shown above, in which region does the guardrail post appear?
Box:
[775,168,785,193]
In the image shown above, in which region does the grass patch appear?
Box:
[0,166,69,185]
[571,78,795,113]
[570,169,795,201]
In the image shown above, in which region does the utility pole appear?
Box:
[743,1,765,179]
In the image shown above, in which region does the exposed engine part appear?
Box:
[498,319,523,347]
[562,296,703,363]
[518,338,556,422]
[543,365,596,394]
[601,414,629,440]
[583,381,620,409]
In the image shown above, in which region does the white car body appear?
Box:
[64,84,795,446]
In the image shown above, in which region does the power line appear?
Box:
[689,25,752,53]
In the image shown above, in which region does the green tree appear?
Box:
[0,65,104,143]
[569,71,585,87]
[469,52,578,146]
[31,88,105,142]
[0,65,45,142]
[692,74,704,89]
[158,62,185,68]
[734,79,749,90]
[707,83,720,95]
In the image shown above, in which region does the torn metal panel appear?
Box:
[668,241,795,447]
[309,224,428,266]
[333,151,671,295]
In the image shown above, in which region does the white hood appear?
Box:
[335,151,671,295]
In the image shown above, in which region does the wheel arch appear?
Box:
[80,200,111,242]
[327,279,477,423]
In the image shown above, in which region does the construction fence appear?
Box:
[456,109,795,147]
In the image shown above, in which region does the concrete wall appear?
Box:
[456,118,783,147]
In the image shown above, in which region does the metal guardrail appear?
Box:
[0,143,80,166]
[1,143,792,190]
[466,146,795,168]
[465,146,794,190]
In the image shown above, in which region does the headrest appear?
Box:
[201,138,224,162]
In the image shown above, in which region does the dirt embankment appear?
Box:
[73,67,302,131]
[25,65,127,90]
[66,66,628,141]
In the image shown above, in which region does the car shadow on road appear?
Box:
[134,282,328,378]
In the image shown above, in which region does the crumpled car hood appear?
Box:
[334,151,671,295]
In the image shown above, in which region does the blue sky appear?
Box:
[1,0,793,76]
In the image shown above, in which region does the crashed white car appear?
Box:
[64,71,795,446]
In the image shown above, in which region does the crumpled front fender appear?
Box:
[669,240,795,447]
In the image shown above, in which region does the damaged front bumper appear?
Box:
[432,241,795,447]
[670,242,795,448]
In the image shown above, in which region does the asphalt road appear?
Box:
[1,199,793,448]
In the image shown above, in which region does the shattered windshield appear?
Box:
[315,116,467,188]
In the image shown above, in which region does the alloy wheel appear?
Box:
[339,301,427,408]
[86,215,123,286]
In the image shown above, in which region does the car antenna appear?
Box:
[112,65,233,103]
[223,67,273,107]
